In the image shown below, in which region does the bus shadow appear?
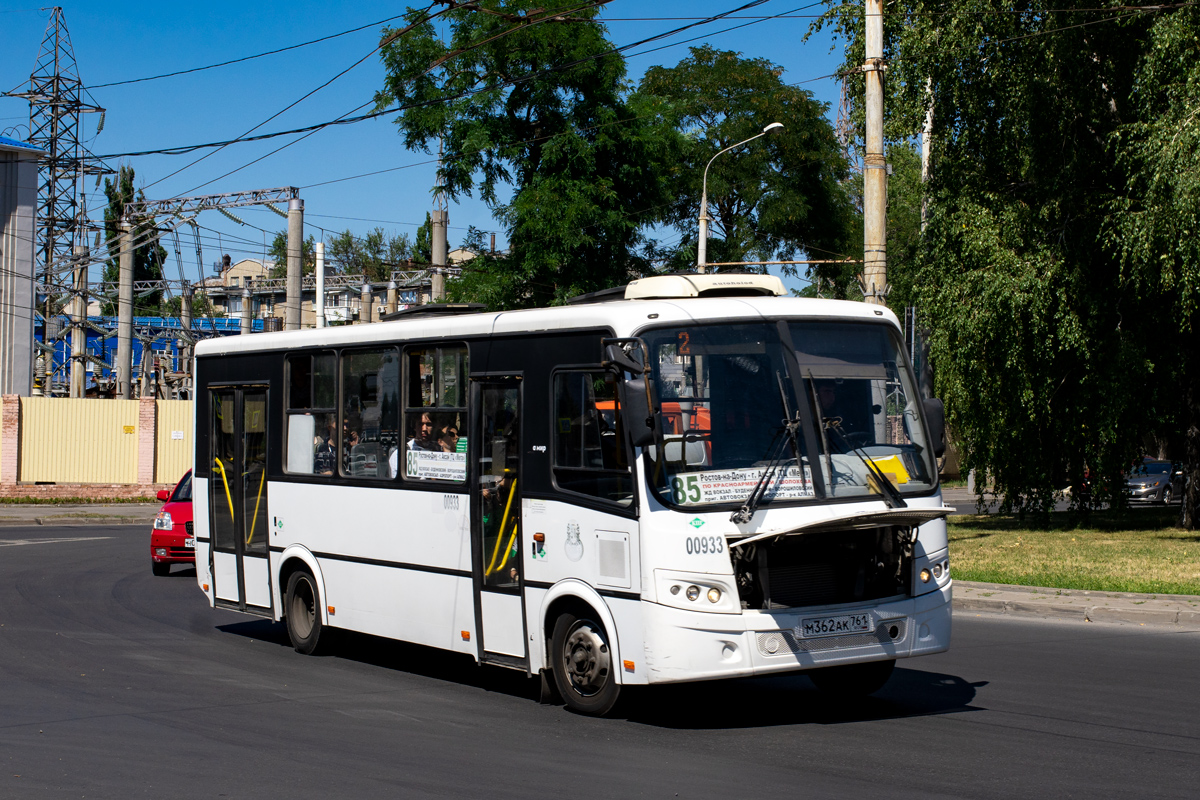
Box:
[618,669,986,729]
[215,621,985,727]
[215,622,540,700]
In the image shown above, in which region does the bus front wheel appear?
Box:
[551,612,620,716]
[807,658,895,697]
[285,570,326,655]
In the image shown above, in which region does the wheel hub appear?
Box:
[563,623,610,695]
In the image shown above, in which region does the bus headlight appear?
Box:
[915,551,951,594]
[655,571,739,614]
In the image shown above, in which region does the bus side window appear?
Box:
[551,371,632,506]
[285,352,337,476]
[401,345,468,483]
[340,348,399,479]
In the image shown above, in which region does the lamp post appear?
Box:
[697,121,783,273]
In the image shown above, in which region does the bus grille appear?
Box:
[756,618,907,655]
[766,564,838,607]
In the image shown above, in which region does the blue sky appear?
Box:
[0,1,849,289]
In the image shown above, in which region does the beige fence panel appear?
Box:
[156,400,193,483]
[20,398,139,483]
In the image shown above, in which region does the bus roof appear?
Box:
[193,295,899,358]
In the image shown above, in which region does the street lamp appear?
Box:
[697,122,784,273]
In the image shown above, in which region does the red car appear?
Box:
[151,470,195,576]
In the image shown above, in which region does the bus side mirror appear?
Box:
[604,343,645,375]
[618,377,656,448]
[923,397,946,459]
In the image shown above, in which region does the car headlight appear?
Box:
[153,511,173,531]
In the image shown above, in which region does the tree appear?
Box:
[634,46,856,281]
[813,2,1162,514]
[413,212,432,265]
[163,291,214,318]
[376,1,676,308]
[267,231,316,278]
[326,228,413,282]
[101,166,166,315]
[1107,7,1200,526]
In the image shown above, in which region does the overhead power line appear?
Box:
[88,12,410,88]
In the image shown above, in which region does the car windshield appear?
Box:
[642,320,937,510]
[1135,462,1171,475]
[171,472,193,502]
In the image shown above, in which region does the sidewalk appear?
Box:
[0,502,158,527]
[955,580,1200,627]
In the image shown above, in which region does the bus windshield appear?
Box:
[642,320,937,510]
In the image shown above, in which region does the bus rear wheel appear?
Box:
[808,658,895,696]
[285,570,326,655]
[551,612,620,716]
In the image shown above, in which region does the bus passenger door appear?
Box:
[470,378,527,664]
[208,386,273,615]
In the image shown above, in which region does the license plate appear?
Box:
[798,613,873,638]
[185,537,195,549]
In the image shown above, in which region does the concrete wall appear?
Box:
[0,148,38,396]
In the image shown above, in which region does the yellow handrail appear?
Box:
[485,477,518,577]
[245,465,266,546]
[212,457,235,523]
[492,516,521,577]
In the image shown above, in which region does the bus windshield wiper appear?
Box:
[806,372,906,509]
[730,373,802,525]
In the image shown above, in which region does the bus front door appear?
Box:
[208,386,273,615]
[470,378,527,664]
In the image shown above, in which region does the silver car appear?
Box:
[1125,460,1185,504]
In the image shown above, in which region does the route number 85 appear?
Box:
[671,476,702,504]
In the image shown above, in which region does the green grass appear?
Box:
[948,507,1200,595]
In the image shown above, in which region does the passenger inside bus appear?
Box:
[407,411,436,451]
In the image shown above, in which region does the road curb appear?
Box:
[954,580,1200,627]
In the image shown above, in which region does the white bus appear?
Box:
[192,273,952,715]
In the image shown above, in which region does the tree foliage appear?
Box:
[376,1,675,308]
[267,231,316,278]
[325,228,414,282]
[102,165,165,315]
[634,45,856,279]
[1106,7,1200,526]
[813,1,1186,515]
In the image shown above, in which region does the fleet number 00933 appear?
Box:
[685,536,723,555]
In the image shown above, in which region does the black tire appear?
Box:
[151,560,170,577]
[808,658,895,696]
[285,570,326,655]
[1162,486,1173,505]
[550,611,620,716]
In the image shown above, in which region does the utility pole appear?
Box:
[285,197,303,330]
[359,282,373,324]
[431,138,448,302]
[179,283,193,386]
[70,244,87,398]
[315,240,325,328]
[116,221,133,399]
[862,0,888,306]
[386,280,398,315]
[240,288,252,335]
[431,209,448,302]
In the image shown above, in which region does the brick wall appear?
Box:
[0,482,172,500]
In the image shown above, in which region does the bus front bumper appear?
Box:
[637,581,952,685]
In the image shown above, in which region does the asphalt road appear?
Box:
[2,525,1199,799]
